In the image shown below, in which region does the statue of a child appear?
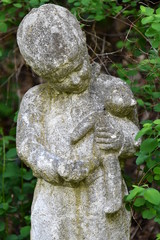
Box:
[16,4,140,240]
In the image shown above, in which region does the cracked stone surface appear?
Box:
[16,4,140,240]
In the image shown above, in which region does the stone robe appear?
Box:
[16,72,139,240]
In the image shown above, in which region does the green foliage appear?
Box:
[140,5,160,49]
[68,0,139,21]
[0,116,36,239]
[125,119,160,228]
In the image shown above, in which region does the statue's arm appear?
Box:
[119,119,141,158]
[16,87,61,184]
[71,112,97,144]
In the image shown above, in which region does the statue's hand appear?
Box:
[58,160,89,182]
[94,126,124,153]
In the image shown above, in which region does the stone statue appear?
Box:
[16,4,140,240]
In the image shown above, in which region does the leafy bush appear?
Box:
[125,120,160,226]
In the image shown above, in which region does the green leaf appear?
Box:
[29,0,39,7]
[152,92,160,98]
[137,99,144,107]
[152,23,160,31]
[136,153,149,165]
[154,119,160,125]
[156,8,160,14]
[6,235,18,240]
[2,0,12,3]
[156,233,160,240]
[0,222,5,232]
[20,226,30,238]
[140,6,154,16]
[134,198,145,207]
[0,22,8,33]
[4,163,20,178]
[6,148,17,159]
[23,171,33,181]
[154,175,160,180]
[81,0,90,6]
[141,16,154,25]
[142,208,156,219]
[155,125,160,132]
[68,0,76,3]
[145,27,157,37]
[13,3,22,8]
[151,39,160,48]
[0,203,9,211]
[135,126,152,140]
[140,138,158,153]
[155,218,160,225]
[144,188,160,205]
[147,175,153,183]
[153,167,160,174]
[126,186,145,201]
[154,104,160,112]
[0,48,3,57]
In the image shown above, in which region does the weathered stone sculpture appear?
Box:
[16,4,140,240]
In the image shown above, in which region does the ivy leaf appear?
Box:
[140,138,158,153]
[144,189,160,205]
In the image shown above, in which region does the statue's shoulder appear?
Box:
[19,84,49,113]
[22,84,47,102]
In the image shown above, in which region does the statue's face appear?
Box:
[49,58,91,93]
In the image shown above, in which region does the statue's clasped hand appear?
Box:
[94,126,124,153]
[57,160,89,182]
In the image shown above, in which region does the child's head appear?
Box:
[17,4,90,93]
[104,83,136,117]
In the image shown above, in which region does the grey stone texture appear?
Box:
[16,4,140,240]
